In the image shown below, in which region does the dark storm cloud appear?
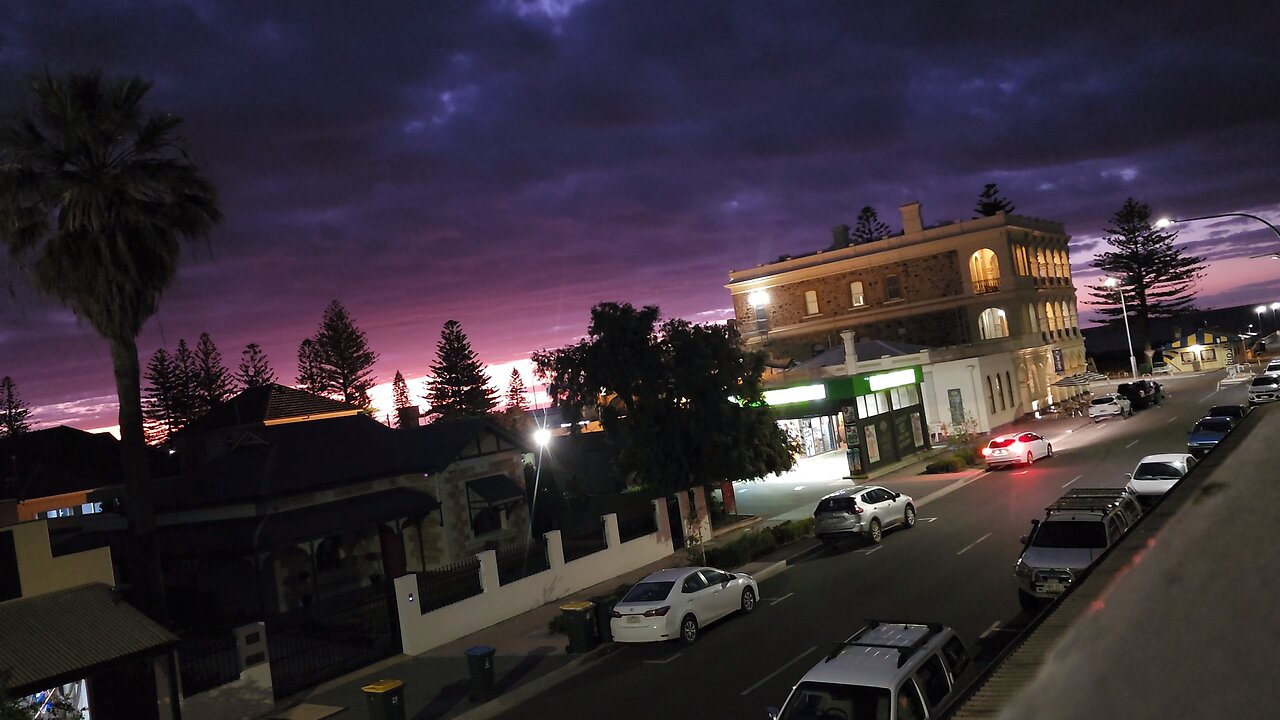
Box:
[3,0,1280,428]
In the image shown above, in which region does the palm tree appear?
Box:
[0,72,222,619]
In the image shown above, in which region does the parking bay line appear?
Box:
[1198,391,1218,403]
[644,651,683,665]
[1062,474,1083,488]
[769,592,795,606]
[859,546,883,555]
[1166,415,1179,423]
[741,646,818,696]
[956,533,992,556]
[978,621,1002,640]
[1125,439,1140,448]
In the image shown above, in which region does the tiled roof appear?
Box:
[182,384,360,434]
[790,338,932,371]
[0,583,177,694]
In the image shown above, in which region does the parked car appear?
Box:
[1126,453,1196,503]
[814,485,916,545]
[1136,379,1164,404]
[768,621,971,720]
[610,566,758,644]
[1015,489,1143,609]
[1248,374,1280,405]
[1186,416,1234,458]
[1205,404,1250,427]
[1088,393,1132,422]
[981,431,1053,469]
[1116,381,1157,409]
[1264,360,1280,375]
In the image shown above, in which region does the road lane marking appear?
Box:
[917,474,985,508]
[793,486,806,491]
[644,652,683,665]
[859,546,883,555]
[978,621,1002,640]
[920,517,939,523]
[1198,391,1217,402]
[1125,440,1140,448]
[1166,415,1179,423]
[769,593,794,606]
[741,646,817,696]
[956,533,992,555]
[1062,474,1082,488]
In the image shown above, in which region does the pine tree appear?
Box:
[505,368,529,412]
[310,300,379,406]
[237,343,277,388]
[851,206,892,245]
[143,349,182,445]
[0,376,33,439]
[392,371,411,409]
[1087,198,1208,354]
[193,333,235,414]
[171,339,200,428]
[296,339,328,397]
[975,183,1016,216]
[424,320,498,421]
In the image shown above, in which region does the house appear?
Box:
[0,426,131,526]
[1161,329,1243,373]
[726,202,1085,473]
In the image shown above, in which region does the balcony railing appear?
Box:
[972,278,1001,294]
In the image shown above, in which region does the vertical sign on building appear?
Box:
[1052,347,1064,373]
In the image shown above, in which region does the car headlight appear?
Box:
[1015,560,1031,577]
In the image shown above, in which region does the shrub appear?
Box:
[925,454,966,473]
[749,529,778,557]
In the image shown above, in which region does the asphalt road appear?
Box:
[499,373,1239,720]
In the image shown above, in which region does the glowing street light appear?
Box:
[1105,277,1139,380]
[1156,212,1280,259]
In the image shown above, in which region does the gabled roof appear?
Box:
[396,417,533,474]
[790,338,931,371]
[0,583,177,695]
[0,426,124,499]
[182,383,362,434]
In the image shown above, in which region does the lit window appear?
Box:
[804,290,820,316]
[885,274,902,300]
[850,281,865,307]
[978,308,1009,340]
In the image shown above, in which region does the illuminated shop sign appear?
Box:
[762,384,827,405]
[867,368,918,392]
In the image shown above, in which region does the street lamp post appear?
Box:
[1156,212,1280,259]
[1271,302,1280,333]
[1105,277,1139,380]
[1257,305,1267,334]
[523,427,552,572]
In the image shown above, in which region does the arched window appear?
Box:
[1014,245,1028,276]
[1005,371,1015,408]
[1027,304,1039,332]
[978,307,1010,340]
[1036,249,1048,278]
[1044,302,1057,331]
[969,249,1001,294]
[1058,301,1070,330]
[986,376,997,414]
[1059,249,1072,281]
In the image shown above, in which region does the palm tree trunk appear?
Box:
[110,335,169,623]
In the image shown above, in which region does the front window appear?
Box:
[850,281,865,307]
[779,681,890,720]
[1030,521,1107,549]
[805,290,820,316]
[621,582,674,603]
[885,274,902,300]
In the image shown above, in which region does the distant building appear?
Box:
[726,202,1085,472]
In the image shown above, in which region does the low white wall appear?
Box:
[396,499,672,656]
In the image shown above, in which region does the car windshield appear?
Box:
[1133,462,1185,480]
[1208,406,1242,418]
[988,437,1018,448]
[816,497,858,514]
[1031,520,1107,549]
[779,681,890,720]
[621,581,674,603]
[1194,419,1232,433]
[1091,397,1117,405]
[1251,377,1277,387]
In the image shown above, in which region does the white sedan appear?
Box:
[1126,453,1196,500]
[982,431,1053,469]
[610,566,758,644]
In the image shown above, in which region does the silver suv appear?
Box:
[1249,374,1280,405]
[769,621,971,720]
[814,485,916,545]
[1014,488,1143,610]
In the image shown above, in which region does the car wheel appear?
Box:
[903,504,916,528]
[680,614,699,644]
[740,587,756,614]
[1025,452,1034,466]
[868,518,883,544]
[1018,589,1040,612]
[1046,443,1053,458]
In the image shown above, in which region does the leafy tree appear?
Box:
[0,376,32,439]
[236,342,276,388]
[142,349,182,445]
[0,72,222,620]
[851,206,892,245]
[1086,198,1208,354]
[424,320,498,421]
[505,368,529,412]
[296,339,327,396]
[308,300,379,406]
[533,302,796,496]
[975,183,1016,216]
[193,332,235,412]
[392,370,411,409]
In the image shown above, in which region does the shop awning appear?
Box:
[1050,372,1108,388]
[466,474,525,507]
[157,486,441,556]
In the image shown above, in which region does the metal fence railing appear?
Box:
[495,540,551,586]
[416,557,483,613]
[560,520,608,562]
[177,633,240,697]
[617,505,658,542]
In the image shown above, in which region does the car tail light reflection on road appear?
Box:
[643,606,671,617]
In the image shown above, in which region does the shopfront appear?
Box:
[764,366,930,477]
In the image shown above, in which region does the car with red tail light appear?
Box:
[609,566,758,644]
[813,485,916,546]
[981,431,1053,469]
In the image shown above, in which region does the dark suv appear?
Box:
[1117,380,1161,409]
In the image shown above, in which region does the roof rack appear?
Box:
[1062,487,1133,499]
[824,620,945,666]
[1045,497,1120,514]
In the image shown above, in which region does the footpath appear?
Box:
[267,410,1093,720]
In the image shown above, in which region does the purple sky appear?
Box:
[3,1,1280,433]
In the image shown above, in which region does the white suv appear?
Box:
[813,485,916,545]
[769,622,971,720]
[1088,393,1132,422]
[1249,374,1280,405]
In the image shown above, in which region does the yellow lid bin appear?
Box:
[362,679,404,694]
[559,600,594,611]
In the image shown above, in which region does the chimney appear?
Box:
[841,330,859,376]
[1173,327,1182,340]
[900,201,923,235]
[830,224,851,250]
[397,405,421,429]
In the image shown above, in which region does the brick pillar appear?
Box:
[690,486,713,542]
[720,482,738,515]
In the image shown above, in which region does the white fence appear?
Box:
[395,498,673,656]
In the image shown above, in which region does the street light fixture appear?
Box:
[1105,277,1139,380]
[1271,302,1280,332]
[1257,305,1268,334]
[1156,213,1280,259]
